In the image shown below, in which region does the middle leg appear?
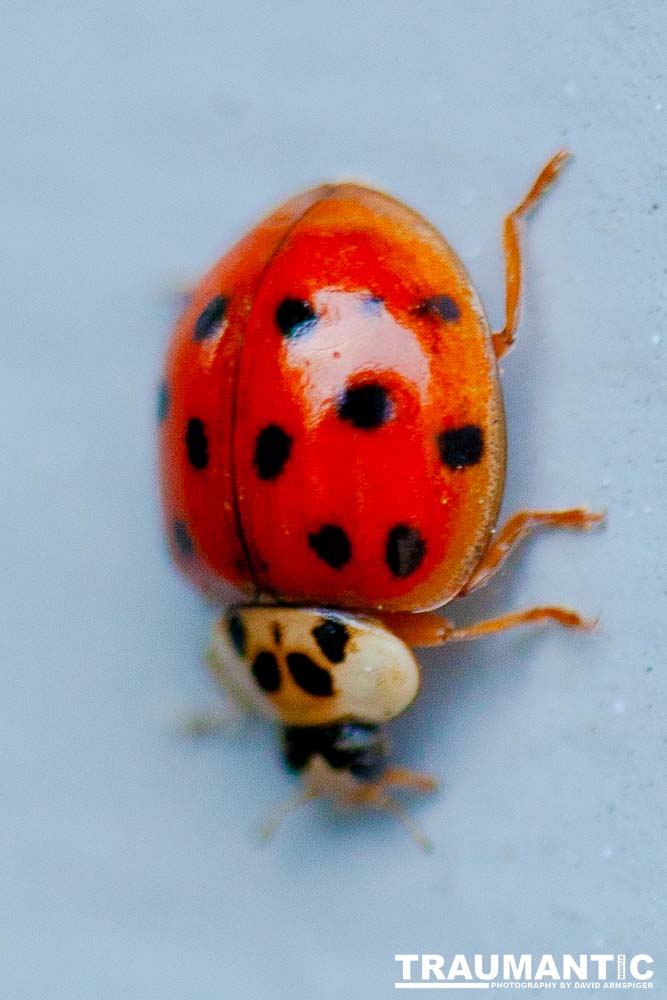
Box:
[462,507,605,595]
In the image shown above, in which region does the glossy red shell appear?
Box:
[159,184,506,612]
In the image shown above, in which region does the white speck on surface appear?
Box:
[652,333,661,344]
[564,80,578,98]
[612,700,626,715]
[601,846,614,859]
[456,184,477,206]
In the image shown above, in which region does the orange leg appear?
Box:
[462,507,605,595]
[379,604,595,648]
[443,605,595,642]
[492,149,571,359]
[381,767,438,794]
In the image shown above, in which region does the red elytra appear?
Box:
[159,153,602,629]
[159,183,505,612]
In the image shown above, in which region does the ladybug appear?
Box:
[158,151,603,846]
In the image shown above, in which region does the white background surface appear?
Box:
[2,2,665,997]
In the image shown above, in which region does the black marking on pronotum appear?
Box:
[173,520,194,557]
[157,381,170,423]
[253,425,293,480]
[227,612,247,658]
[286,652,333,697]
[282,722,387,780]
[337,383,393,430]
[272,622,282,645]
[185,418,209,470]
[194,295,228,340]
[275,298,317,338]
[252,651,281,693]
[312,618,350,664]
[307,525,351,570]
[419,294,461,322]
[386,524,426,579]
[437,424,484,469]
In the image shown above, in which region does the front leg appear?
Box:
[378,605,595,648]
[462,507,605,595]
[440,605,595,642]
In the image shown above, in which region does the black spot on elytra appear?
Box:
[312,618,350,664]
[437,424,484,469]
[386,524,426,579]
[337,383,393,429]
[282,722,387,780]
[286,653,333,697]
[194,295,228,340]
[252,651,281,693]
[308,525,351,569]
[185,418,209,469]
[420,294,461,322]
[157,381,169,423]
[227,612,246,658]
[275,298,317,338]
[173,520,194,557]
[253,425,293,480]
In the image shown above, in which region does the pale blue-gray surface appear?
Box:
[1,2,665,997]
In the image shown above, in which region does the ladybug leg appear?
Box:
[378,603,595,648]
[359,785,434,853]
[492,149,571,359]
[375,609,453,646]
[461,507,605,595]
[259,785,320,843]
[442,605,597,642]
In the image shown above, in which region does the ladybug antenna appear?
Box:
[260,761,436,852]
